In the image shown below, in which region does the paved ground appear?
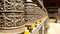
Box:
[47,19,60,34]
[48,19,56,23]
[47,23,60,34]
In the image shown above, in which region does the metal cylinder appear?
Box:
[0,0,25,29]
